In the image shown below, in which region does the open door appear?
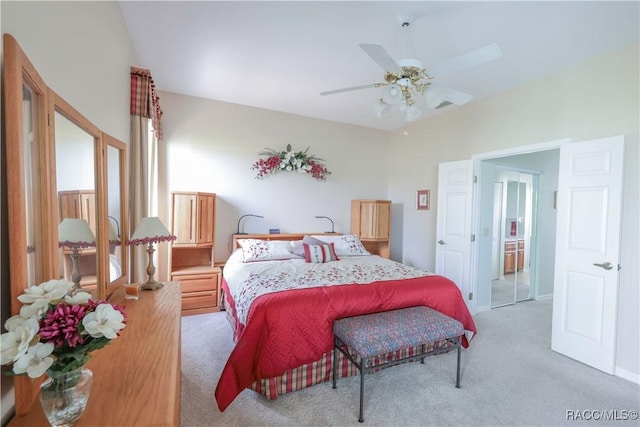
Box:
[436,160,473,309]
[552,135,624,374]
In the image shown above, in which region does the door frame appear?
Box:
[469,138,571,315]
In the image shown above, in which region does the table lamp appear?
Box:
[128,217,175,290]
[58,218,96,294]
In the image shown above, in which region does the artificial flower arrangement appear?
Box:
[0,279,126,378]
[251,144,331,181]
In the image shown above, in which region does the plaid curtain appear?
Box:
[129,67,162,283]
[130,66,163,140]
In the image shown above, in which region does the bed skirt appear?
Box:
[222,291,454,400]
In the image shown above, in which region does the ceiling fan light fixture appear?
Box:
[406,105,423,122]
[374,99,391,118]
[382,84,403,105]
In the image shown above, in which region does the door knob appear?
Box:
[438,240,446,245]
[593,262,613,270]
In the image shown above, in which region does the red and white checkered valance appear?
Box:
[130,66,163,139]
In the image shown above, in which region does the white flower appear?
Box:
[19,298,49,319]
[82,304,125,339]
[4,314,26,332]
[18,279,71,306]
[12,342,54,378]
[280,162,287,169]
[286,165,293,171]
[64,291,91,305]
[0,318,40,365]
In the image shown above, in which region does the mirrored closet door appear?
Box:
[491,170,538,308]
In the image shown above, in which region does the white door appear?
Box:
[552,135,624,374]
[436,160,473,306]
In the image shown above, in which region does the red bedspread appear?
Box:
[215,275,476,411]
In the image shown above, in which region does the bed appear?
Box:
[215,233,477,411]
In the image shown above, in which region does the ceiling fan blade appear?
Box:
[425,85,474,109]
[428,43,502,78]
[359,43,403,74]
[320,83,380,96]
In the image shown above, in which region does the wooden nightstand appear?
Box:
[169,191,220,315]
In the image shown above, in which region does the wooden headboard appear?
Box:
[232,233,388,258]
[232,233,340,249]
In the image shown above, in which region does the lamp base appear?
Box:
[140,279,164,291]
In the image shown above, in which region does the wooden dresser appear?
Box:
[9,283,182,427]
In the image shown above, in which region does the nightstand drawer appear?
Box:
[177,273,217,293]
[182,290,217,310]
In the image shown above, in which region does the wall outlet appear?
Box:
[269,228,280,234]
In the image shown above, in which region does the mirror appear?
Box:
[4,33,130,416]
[104,134,128,294]
[491,171,535,308]
[4,34,55,315]
[23,82,45,288]
[4,33,57,416]
[54,109,99,298]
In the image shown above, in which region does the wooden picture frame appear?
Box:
[417,190,430,210]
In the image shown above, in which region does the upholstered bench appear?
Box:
[332,306,464,422]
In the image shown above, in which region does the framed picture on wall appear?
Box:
[416,190,430,210]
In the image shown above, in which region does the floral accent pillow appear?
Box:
[303,243,339,263]
[238,239,302,262]
[311,234,371,256]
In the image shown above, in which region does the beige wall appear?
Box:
[387,44,639,380]
[1,1,138,423]
[159,92,390,262]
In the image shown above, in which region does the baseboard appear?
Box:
[615,367,640,384]
[535,293,553,301]
[476,304,491,313]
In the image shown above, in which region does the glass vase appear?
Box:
[39,367,93,427]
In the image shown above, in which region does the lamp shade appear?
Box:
[382,84,403,105]
[129,217,174,245]
[58,218,96,248]
[374,99,391,118]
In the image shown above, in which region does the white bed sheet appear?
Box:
[224,249,432,324]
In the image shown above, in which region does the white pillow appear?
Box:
[310,234,370,256]
[238,239,303,262]
[291,235,329,257]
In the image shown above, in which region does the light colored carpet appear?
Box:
[180,300,639,426]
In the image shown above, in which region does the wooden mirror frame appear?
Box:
[3,34,129,415]
[103,133,129,295]
[3,33,56,417]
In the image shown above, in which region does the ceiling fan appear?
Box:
[320,13,502,124]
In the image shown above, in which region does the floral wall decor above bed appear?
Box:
[251,144,331,181]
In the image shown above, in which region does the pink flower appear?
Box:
[39,303,88,348]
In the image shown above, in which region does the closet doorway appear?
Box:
[472,146,560,313]
[490,169,538,308]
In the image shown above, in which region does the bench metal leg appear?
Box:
[332,337,337,389]
[456,339,461,388]
[359,357,365,423]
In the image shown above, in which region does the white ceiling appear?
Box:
[119,1,639,131]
